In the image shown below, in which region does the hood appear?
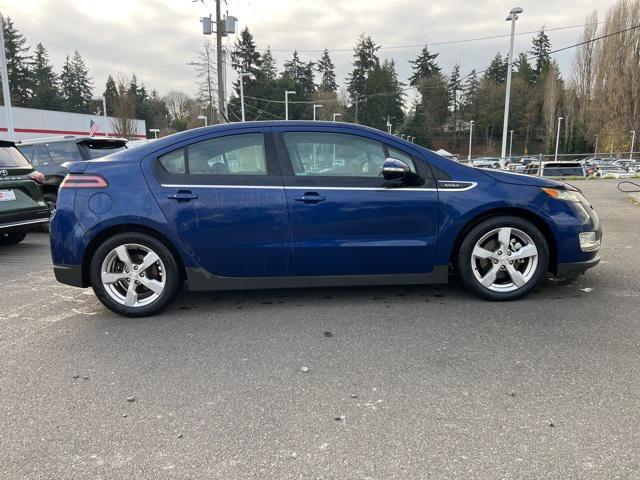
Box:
[477,168,567,188]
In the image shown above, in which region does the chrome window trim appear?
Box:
[160,182,478,192]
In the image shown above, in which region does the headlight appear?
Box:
[541,187,585,203]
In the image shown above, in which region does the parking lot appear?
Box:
[1,179,639,479]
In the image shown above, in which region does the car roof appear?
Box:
[541,161,583,166]
[127,120,432,159]
[17,135,128,145]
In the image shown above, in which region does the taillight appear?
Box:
[29,171,45,183]
[60,174,108,189]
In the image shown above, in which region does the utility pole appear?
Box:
[468,120,474,162]
[215,0,224,122]
[500,7,523,168]
[509,130,514,159]
[285,90,296,120]
[554,116,563,161]
[354,96,359,124]
[0,12,15,141]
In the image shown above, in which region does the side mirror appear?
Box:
[382,158,411,181]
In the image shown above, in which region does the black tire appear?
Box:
[0,230,27,245]
[42,193,57,233]
[457,216,549,301]
[89,232,183,317]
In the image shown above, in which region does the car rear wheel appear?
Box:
[90,233,183,317]
[0,231,27,245]
[458,216,549,301]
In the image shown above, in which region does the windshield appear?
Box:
[543,167,584,177]
[0,146,31,167]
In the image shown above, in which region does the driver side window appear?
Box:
[283,132,414,178]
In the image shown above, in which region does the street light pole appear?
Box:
[313,104,322,121]
[197,115,208,126]
[0,12,15,141]
[149,128,160,139]
[509,130,514,159]
[285,91,296,120]
[239,73,251,122]
[554,116,563,161]
[333,113,341,121]
[500,7,523,168]
[468,120,474,161]
[630,130,636,160]
[594,134,599,155]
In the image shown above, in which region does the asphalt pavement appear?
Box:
[1,179,639,479]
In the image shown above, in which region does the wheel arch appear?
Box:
[81,223,186,287]
[448,207,557,273]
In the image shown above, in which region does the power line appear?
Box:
[262,22,607,54]
[238,21,638,107]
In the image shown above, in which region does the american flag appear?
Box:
[89,120,100,136]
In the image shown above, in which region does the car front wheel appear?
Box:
[90,233,183,317]
[458,216,549,301]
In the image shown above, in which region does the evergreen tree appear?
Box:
[317,49,337,92]
[259,47,278,80]
[1,16,32,106]
[408,44,441,86]
[514,52,535,84]
[346,34,380,100]
[29,43,59,110]
[104,75,118,116]
[230,27,262,75]
[447,64,462,113]
[462,69,480,108]
[282,51,315,96]
[530,28,552,77]
[59,50,93,113]
[485,53,507,83]
[360,59,404,130]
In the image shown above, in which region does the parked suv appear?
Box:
[50,121,601,317]
[0,140,49,245]
[16,136,127,227]
[523,161,586,178]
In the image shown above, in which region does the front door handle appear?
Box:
[167,190,198,202]
[294,192,326,204]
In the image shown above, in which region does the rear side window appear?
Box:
[158,133,267,176]
[45,142,83,163]
[19,144,52,167]
[0,146,30,167]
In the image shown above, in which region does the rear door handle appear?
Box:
[167,190,198,202]
[294,192,326,204]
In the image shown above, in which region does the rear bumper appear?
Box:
[53,264,86,288]
[556,254,601,276]
[0,209,50,232]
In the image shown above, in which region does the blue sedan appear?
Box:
[50,121,601,316]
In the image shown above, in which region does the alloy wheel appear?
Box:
[471,227,539,292]
[100,243,166,308]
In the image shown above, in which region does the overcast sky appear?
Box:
[2,0,617,101]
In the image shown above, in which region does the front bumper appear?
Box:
[556,254,601,276]
[53,264,86,288]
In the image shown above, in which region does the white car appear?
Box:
[595,166,636,178]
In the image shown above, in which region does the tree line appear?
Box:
[2,0,638,153]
